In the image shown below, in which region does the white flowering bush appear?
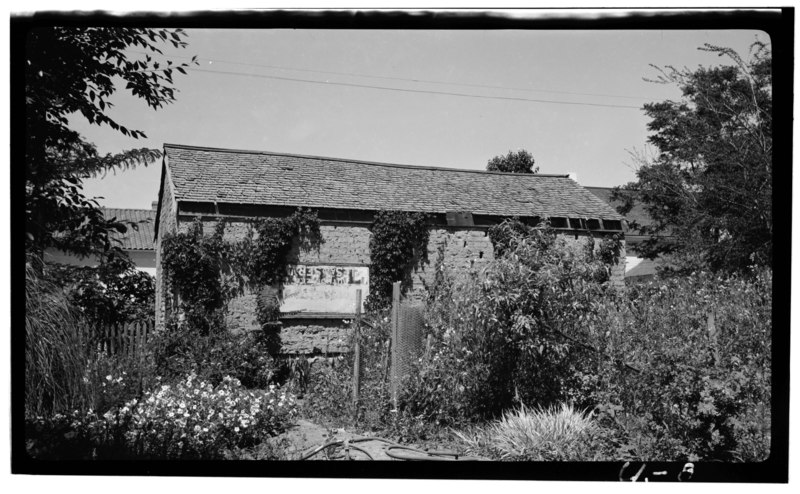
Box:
[126,374,297,458]
[25,373,298,460]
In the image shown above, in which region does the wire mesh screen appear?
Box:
[391,284,425,407]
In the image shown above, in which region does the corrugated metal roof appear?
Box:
[103,208,155,251]
[163,144,624,222]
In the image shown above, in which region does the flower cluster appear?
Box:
[123,373,298,458]
[25,374,298,460]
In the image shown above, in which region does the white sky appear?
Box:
[65,26,768,209]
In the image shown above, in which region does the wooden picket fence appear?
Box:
[90,319,154,358]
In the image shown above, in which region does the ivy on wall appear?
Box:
[161,220,230,335]
[232,208,322,287]
[233,208,322,354]
[161,208,322,351]
[364,210,430,313]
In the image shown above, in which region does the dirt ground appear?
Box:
[271,419,486,461]
[273,419,397,460]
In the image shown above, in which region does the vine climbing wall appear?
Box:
[158,213,624,354]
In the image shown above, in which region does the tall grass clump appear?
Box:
[454,403,611,461]
[25,256,90,416]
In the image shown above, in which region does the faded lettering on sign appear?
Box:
[281,265,369,314]
[286,265,366,285]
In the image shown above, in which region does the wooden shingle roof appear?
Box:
[164,144,623,222]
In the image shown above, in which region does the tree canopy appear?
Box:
[486,149,538,174]
[25,27,195,259]
[614,41,772,273]
[47,251,156,326]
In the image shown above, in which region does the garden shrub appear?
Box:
[589,269,772,461]
[401,219,770,461]
[81,350,159,414]
[402,221,619,423]
[300,314,431,439]
[47,250,155,326]
[301,316,390,427]
[127,374,297,458]
[26,254,163,421]
[301,356,353,428]
[26,373,298,460]
[151,320,276,389]
[351,315,395,427]
[729,401,771,462]
[222,435,293,460]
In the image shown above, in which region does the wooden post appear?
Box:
[110,324,116,355]
[136,322,142,357]
[352,289,362,408]
[390,281,401,409]
[134,322,141,358]
[121,323,128,357]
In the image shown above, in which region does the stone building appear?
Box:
[155,144,625,354]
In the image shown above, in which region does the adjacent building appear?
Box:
[155,144,627,353]
[44,205,157,276]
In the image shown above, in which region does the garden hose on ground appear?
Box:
[298,435,485,461]
[384,445,481,461]
[298,437,381,461]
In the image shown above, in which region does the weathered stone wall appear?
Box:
[154,175,178,330]
[279,318,353,355]
[408,227,496,300]
[409,228,626,298]
[291,224,371,266]
[175,221,371,265]
[158,213,625,353]
[165,220,371,353]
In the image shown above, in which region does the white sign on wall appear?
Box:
[281,264,369,314]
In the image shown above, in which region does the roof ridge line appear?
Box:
[163,143,571,178]
[101,207,156,213]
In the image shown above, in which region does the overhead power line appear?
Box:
[134,50,655,102]
[188,66,644,110]
[200,55,651,101]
